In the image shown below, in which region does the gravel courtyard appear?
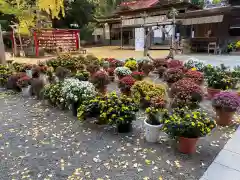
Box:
[0,88,237,180]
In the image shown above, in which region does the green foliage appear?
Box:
[162,108,216,138]
[78,92,139,125]
[204,64,234,90]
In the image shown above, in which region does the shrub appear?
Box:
[212,92,240,112]
[163,68,183,84]
[0,65,12,87]
[46,54,77,71]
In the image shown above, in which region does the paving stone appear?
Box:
[202,162,240,180]
[214,149,240,171]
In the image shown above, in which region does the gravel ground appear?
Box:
[0,79,238,180]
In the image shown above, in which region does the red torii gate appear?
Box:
[33,28,80,56]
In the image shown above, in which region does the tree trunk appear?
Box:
[0,25,6,64]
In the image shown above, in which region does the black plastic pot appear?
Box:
[117,123,132,133]
[72,102,79,116]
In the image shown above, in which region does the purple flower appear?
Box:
[212,92,240,112]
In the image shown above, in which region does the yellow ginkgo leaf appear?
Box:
[145,159,151,165]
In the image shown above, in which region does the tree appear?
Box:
[52,0,95,28]
[94,0,122,17]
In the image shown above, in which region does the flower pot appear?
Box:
[21,86,30,97]
[144,120,163,143]
[117,123,132,133]
[207,87,221,99]
[178,137,198,154]
[215,108,235,126]
[71,102,79,117]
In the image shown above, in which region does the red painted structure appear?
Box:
[33,28,80,56]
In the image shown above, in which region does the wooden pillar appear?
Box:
[33,31,39,57]
[120,17,123,49]
[0,25,6,64]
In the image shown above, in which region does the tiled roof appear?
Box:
[120,0,159,10]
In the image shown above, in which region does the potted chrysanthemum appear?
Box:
[144,98,166,143]
[62,78,96,116]
[91,70,110,95]
[185,70,204,85]
[163,68,183,86]
[17,75,31,96]
[204,64,234,99]
[212,92,240,126]
[124,59,137,71]
[170,78,203,109]
[118,76,136,96]
[163,108,216,154]
[114,67,132,80]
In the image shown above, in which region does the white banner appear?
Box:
[152,26,162,38]
[135,28,145,51]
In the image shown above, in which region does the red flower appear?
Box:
[17,75,31,88]
[185,70,204,84]
[107,68,115,76]
[171,78,203,107]
[119,75,136,90]
[131,71,145,80]
[163,68,183,83]
[92,70,109,88]
[167,60,183,69]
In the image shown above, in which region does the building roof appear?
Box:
[177,6,232,18]
[120,0,159,10]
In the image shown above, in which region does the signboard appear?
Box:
[122,15,167,27]
[104,23,110,39]
[182,15,224,25]
[135,28,145,51]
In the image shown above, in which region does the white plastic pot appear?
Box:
[144,119,163,143]
[21,85,30,97]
